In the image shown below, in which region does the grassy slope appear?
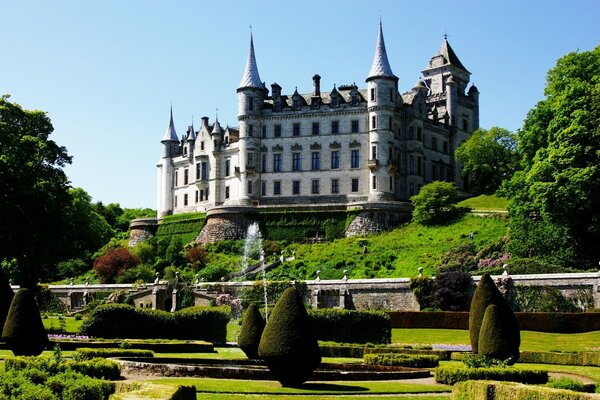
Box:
[458,194,508,211]
[269,214,507,280]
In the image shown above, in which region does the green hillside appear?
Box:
[458,195,508,211]
[265,214,507,280]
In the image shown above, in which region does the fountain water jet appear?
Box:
[243,222,269,321]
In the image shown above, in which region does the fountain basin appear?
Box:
[116,357,431,380]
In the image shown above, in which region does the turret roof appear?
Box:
[238,34,263,89]
[162,107,178,142]
[187,123,196,141]
[437,39,468,72]
[367,21,396,80]
[211,117,223,135]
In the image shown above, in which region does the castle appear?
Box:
[155,22,479,241]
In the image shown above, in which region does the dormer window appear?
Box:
[331,94,338,107]
[293,97,300,110]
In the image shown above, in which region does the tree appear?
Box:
[501,45,600,267]
[0,95,72,287]
[238,303,265,359]
[478,304,516,362]
[455,127,519,194]
[2,288,49,356]
[258,287,321,387]
[93,247,140,284]
[411,181,467,225]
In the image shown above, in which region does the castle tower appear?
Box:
[366,21,398,201]
[236,33,266,206]
[157,107,179,218]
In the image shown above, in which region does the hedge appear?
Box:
[5,356,121,381]
[452,380,600,400]
[319,343,450,360]
[78,304,231,343]
[255,210,359,241]
[364,353,439,368]
[388,311,600,333]
[434,365,548,385]
[155,212,206,243]
[519,351,600,367]
[75,348,154,360]
[52,339,214,353]
[309,309,391,344]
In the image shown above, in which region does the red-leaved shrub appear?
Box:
[93,247,139,283]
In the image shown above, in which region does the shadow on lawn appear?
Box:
[297,383,368,391]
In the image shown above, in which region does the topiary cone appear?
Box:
[478,304,518,363]
[238,303,265,359]
[2,288,49,356]
[258,287,321,387]
[0,268,14,329]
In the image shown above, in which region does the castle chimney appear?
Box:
[201,116,209,128]
[312,74,321,96]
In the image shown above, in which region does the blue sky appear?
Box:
[2,1,598,209]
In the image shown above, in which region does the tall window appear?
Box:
[331,178,339,194]
[311,152,320,170]
[351,178,359,192]
[225,187,229,199]
[249,125,254,137]
[370,88,375,101]
[184,169,189,185]
[292,152,301,171]
[225,160,230,177]
[351,120,359,133]
[293,123,300,137]
[389,176,393,191]
[274,124,282,138]
[247,180,253,194]
[312,122,320,135]
[409,155,415,174]
[174,170,178,186]
[417,156,422,175]
[432,136,437,151]
[247,152,254,167]
[261,181,266,196]
[408,126,415,139]
[331,150,339,169]
[331,120,339,134]
[351,149,360,168]
[311,179,320,194]
[184,194,188,206]
[195,190,199,203]
[273,181,281,195]
[292,180,300,195]
[417,127,422,141]
[196,163,201,179]
[371,145,377,160]
[261,154,267,173]
[201,162,207,180]
[273,154,282,172]
[372,176,377,190]
[371,115,377,129]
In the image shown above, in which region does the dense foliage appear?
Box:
[93,247,140,283]
[364,353,439,368]
[501,45,600,267]
[451,380,588,400]
[237,304,265,359]
[455,127,519,194]
[434,365,548,385]
[411,181,468,225]
[2,288,49,356]
[478,304,514,360]
[258,287,321,387]
[309,308,391,344]
[75,348,154,360]
[78,303,231,343]
[409,271,473,311]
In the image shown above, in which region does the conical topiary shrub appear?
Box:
[478,304,515,362]
[469,274,519,362]
[2,288,49,356]
[238,303,265,359]
[258,287,321,387]
[0,268,14,329]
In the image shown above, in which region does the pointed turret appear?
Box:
[367,20,397,82]
[211,117,223,135]
[186,123,196,141]
[238,34,263,89]
[436,39,469,73]
[162,107,179,142]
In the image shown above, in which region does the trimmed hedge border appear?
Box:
[76,348,154,360]
[434,365,548,385]
[519,351,600,367]
[52,339,214,353]
[364,353,439,368]
[5,356,122,381]
[309,309,391,344]
[79,304,230,343]
[388,311,600,333]
[319,343,451,360]
[452,380,600,400]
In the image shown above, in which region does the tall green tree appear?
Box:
[455,127,519,194]
[501,46,600,267]
[0,95,72,287]
[411,181,466,225]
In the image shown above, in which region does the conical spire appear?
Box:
[211,116,223,135]
[367,20,396,80]
[187,122,196,141]
[162,107,178,142]
[238,33,263,89]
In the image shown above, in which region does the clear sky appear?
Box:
[2,1,598,209]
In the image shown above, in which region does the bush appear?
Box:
[364,353,439,368]
[469,273,519,360]
[75,348,154,360]
[546,377,587,392]
[2,288,49,356]
[519,351,600,367]
[438,242,478,272]
[434,365,548,385]
[433,270,473,311]
[5,356,121,381]
[258,287,321,387]
[93,247,139,284]
[185,246,209,270]
[453,380,595,400]
[478,304,517,363]
[78,303,231,343]
[409,276,436,310]
[411,181,469,225]
[308,308,391,344]
[115,263,155,284]
[238,304,265,359]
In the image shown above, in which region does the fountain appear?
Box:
[243,222,269,321]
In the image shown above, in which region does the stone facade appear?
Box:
[156,23,479,221]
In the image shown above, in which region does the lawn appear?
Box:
[42,315,84,333]
[458,194,509,211]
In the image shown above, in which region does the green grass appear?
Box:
[195,395,449,400]
[458,195,509,211]
[42,316,84,333]
[268,214,507,279]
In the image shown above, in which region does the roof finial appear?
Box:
[443,30,449,41]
